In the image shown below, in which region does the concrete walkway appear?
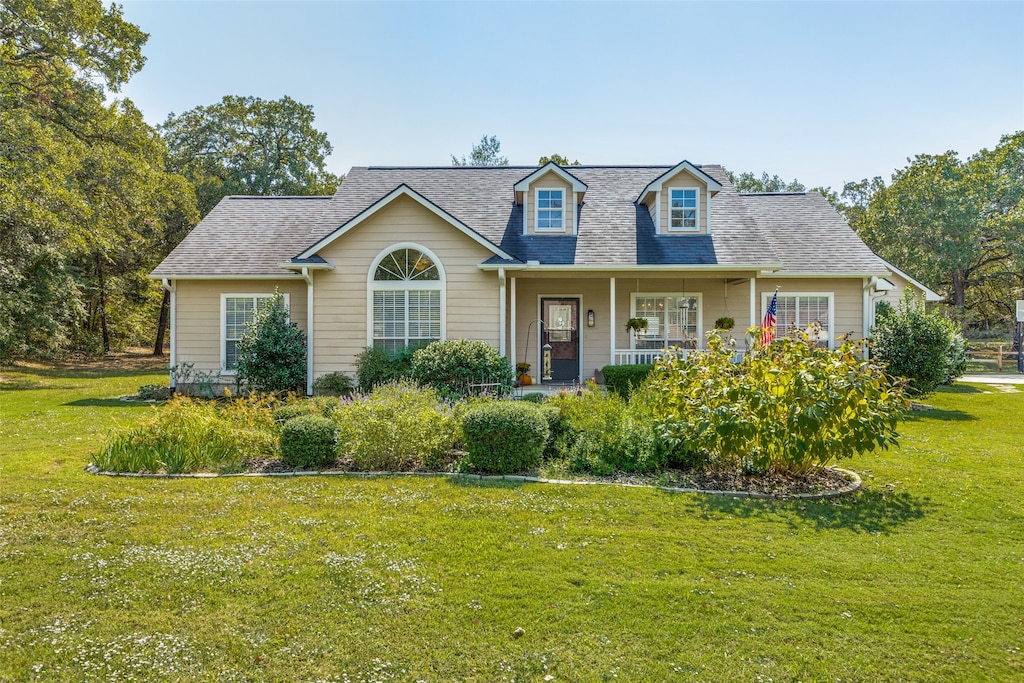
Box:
[960,374,1024,385]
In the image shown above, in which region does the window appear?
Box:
[535,189,564,231]
[631,294,701,349]
[370,246,443,353]
[668,188,699,231]
[221,293,285,372]
[767,293,833,347]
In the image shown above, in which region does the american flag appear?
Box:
[761,291,778,346]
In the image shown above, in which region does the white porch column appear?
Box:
[862,277,871,359]
[510,276,517,365]
[609,277,616,365]
[303,267,314,396]
[749,276,757,330]
[498,268,507,357]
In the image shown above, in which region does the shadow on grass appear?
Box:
[937,384,984,394]
[682,487,934,534]
[901,408,976,423]
[64,398,154,408]
[1,359,167,387]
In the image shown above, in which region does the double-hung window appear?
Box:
[536,189,564,231]
[370,246,443,354]
[632,294,702,349]
[669,188,699,231]
[768,293,833,347]
[222,294,283,372]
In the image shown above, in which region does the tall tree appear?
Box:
[451,134,508,167]
[538,153,580,166]
[161,95,342,217]
[725,170,806,193]
[1,0,196,358]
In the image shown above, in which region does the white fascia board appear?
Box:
[297,184,514,261]
[147,273,304,280]
[637,160,723,203]
[765,270,891,279]
[513,162,588,194]
[880,259,944,302]
[477,262,773,273]
[277,261,335,271]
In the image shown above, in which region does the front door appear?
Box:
[541,298,580,383]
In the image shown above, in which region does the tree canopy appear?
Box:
[725,170,806,193]
[538,154,580,166]
[161,95,342,217]
[451,134,508,166]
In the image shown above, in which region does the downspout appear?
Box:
[302,267,314,395]
[161,279,176,389]
[863,276,886,359]
[498,268,507,357]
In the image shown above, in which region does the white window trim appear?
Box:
[534,187,566,233]
[667,186,701,232]
[366,243,447,349]
[762,291,835,349]
[629,292,703,349]
[220,292,290,375]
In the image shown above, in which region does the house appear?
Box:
[150,161,936,393]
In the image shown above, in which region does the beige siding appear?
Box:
[525,170,574,234]
[174,278,308,379]
[313,194,500,377]
[657,169,709,235]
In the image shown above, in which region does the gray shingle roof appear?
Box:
[151,166,887,277]
[151,196,331,277]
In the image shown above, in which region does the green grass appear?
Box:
[1,358,1023,681]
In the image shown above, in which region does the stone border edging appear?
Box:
[85,464,861,500]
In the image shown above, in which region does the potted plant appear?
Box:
[625,317,649,335]
[516,362,532,385]
[714,316,735,331]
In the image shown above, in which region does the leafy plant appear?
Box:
[601,364,654,399]
[647,332,906,475]
[625,317,649,334]
[335,381,458,471]
[355,346,415,392]
[460,402,549,474]
[137,384,171,401]
[312,371,354,396]
[871,291,968,394]
[714,316,735,330]
[411,339,514,399]
[170,362,218,399]
[280,414,338,469]
[236,290,307,394]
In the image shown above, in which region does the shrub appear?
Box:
[138,384,172,401]
[273,403,318,423]
[520,392,546,403]
[313,371,354,396]
[412,339,515,399]
[236,290,307,394]
[355,346,415,392]
[280,415,338,469]
[460,402,549,474]
[601,364,654,399]
[335,381,458,471]
[871,292,968,394]
[546,386,668,475]
[93,395,279,474]
[647,333,906,475]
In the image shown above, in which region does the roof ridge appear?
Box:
[225,195,333,200]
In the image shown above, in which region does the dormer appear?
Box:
[514,162,587,235]
[637,161,722,236]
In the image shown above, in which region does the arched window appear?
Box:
[368,245,444,353]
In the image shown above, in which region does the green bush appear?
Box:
[601,364,654,399]
[546,386,668,475]
[137,384,172,401]
[460,402,549,474]
[335,381,458,471]
[236,290,307,393]
[355,346,415,392]
[273,403,318,423]
[93,395,280,474]
[520,392,546,403]
[647,333,906,475]
[412,339,515,399]
[280,415,338,469]
[871,292,968,394]
[313,371,354,396]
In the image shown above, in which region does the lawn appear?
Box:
[1,357,1022,682]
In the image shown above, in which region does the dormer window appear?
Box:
[536,189,564,231]
[669,188,699,231]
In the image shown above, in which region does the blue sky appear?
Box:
[119,1,1024,192]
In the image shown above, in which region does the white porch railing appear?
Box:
[613,348,748,365]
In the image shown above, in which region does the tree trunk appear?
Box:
[153,289,169,356]
[95,253,110,353]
